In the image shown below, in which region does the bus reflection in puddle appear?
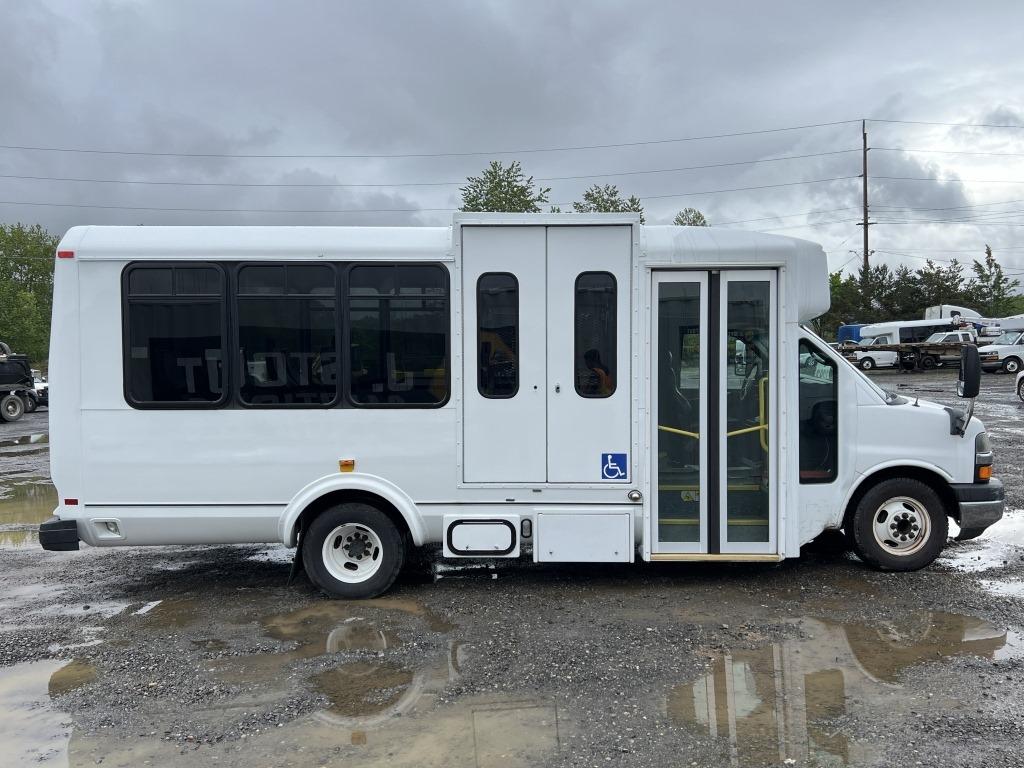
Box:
[668,611,1017,766]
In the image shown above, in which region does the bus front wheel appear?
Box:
[849,478,947,571]
[302,503,405,599]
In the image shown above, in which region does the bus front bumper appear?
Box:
[951,479,1005,541]
[39,516,80,551]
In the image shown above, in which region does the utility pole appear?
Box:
[861,119,870,276]
[858,119,873,314]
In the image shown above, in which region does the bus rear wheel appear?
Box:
[302,503,405,599]
[849,478,947,571]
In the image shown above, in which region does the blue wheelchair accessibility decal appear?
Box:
[601,453,628,480]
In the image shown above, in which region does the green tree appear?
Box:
[0,223,58,364]
[814,270,862,338]
[572,184,645,223]
[969,245,1021,317]
[460,160,550,213]
[672,208,709,226]
[914,258,972,309]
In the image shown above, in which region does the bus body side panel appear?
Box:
[48,227,87,523]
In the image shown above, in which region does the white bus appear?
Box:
[858,318,974,346]
[40,214,1004,598]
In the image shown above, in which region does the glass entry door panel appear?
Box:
[653,274,707,550]
[651,270,776,555]
[720,272,776,552]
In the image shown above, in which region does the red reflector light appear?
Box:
[64,498,79,506]
[57,250,74,259]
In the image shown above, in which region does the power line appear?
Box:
[869,118,1024,130]
[875,146,1024,158]
[873,197,1024,212]
[0,176,861,215]
[875,175,1024,185]
[0,119,861,160]
[0,149,860,190]
[707,207,859,226]
[874,220,1024,228]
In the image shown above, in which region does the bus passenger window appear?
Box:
[237,264,338,407]
[477,273,518,398]
[798,340,838,483]
[124,264,226,406]
[348,264,449,406]
[574,272,616,398]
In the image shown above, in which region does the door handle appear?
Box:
[554,384,561,393]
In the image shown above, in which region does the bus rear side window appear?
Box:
[477,272,518,398]
[798,340,838,483]
[237,264,338,407]
[124,265,226,406]
[348,264,449,406]
[574,272,616,398]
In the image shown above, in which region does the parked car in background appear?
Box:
[852,336,898,371]
[978,326,1024,374]
[31,369,48,407]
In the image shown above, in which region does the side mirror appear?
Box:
[958,345,980,399]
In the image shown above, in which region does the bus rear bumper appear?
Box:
[951,479,1004,541]
[39,516,80,551]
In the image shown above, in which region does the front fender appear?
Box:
[839,459,955,525]
[278,472,427,547]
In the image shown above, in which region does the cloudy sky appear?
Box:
[4,0,1024,280]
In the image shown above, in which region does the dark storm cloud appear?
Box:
[2,0,1024,276]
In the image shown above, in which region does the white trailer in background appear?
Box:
[42,214,1003,597]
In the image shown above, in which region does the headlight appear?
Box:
[975,432,993,482]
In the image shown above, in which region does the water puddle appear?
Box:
[0,479,58,548]
[941,508,1024,572]
[669,611,1018,766]
[980,579,1024,598]
[0,433,49,450]
[48,660,98,697]
[0,658,94,767]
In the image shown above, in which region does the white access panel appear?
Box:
[545,226,633,483]
[462,226,547,482]
[443,514,521,558]
[535,512,632,562]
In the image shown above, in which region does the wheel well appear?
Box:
[294,490,413,545]
[842,466,956,530]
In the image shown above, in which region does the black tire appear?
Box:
[921,355,937,370]
[302,503,405,599]
[1017,377,1024,403]
[860,357,875,371]
[1003,357,1022,375]
[850,478,948,571]
[0,393,25,422]
[22,393,38,413]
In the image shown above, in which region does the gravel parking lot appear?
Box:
[1,369,1022,767]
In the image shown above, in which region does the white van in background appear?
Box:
[978,323,1024,374]
[851,337,898,371]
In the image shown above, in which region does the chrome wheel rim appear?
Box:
[1007,359,1020,373]
[872,496,931,556]
[2,398,20,418]
[322,523,384,584]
